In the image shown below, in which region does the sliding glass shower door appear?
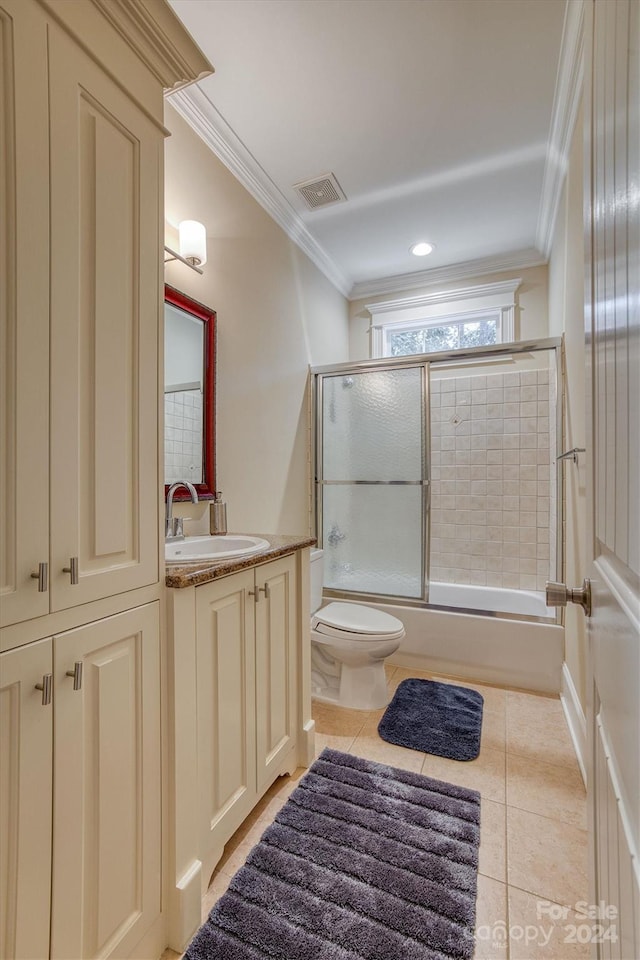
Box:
[316,364,428,600]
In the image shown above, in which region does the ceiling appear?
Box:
[167,0,577,299]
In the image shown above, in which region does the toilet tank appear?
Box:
[310,549,324,614]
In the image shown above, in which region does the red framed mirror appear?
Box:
[164,285,216,500]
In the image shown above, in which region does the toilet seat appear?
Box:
[312,601,405,643]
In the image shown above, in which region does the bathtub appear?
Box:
[428,581,554,618]
[348,582,564,694]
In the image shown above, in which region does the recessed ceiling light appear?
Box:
[410,241,435,257]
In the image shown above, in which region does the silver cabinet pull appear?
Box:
[35,674,52,706]
[249,583,271,602]
[30,562,48,592]
[546,579,592,617]
[62,557,79,584]
[65,661,83,691]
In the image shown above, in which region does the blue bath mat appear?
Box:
[378,678,484,761]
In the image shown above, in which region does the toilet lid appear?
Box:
[312,601,404,637]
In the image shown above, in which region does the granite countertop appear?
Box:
[165,533,317,588]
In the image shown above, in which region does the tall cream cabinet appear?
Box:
[0,0,203,627]
[0,606,160,960]
[0,1,212,958]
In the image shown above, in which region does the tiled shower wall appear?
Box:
[164,389,203,485]
[430,368,557,591]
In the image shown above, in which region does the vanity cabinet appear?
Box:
[0,604,161,960]
[196,555,297,886]
[166,542,314,949]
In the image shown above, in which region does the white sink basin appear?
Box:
[165,535,270,564]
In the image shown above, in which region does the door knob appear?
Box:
[545,579,592,617]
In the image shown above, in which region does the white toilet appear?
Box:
[310,549,405,710]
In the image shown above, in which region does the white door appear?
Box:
[585,2,640,957]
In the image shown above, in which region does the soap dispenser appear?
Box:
[210,491,228,535]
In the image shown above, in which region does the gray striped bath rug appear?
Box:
[184,748,480,960]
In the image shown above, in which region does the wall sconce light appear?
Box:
[164,220,207,275]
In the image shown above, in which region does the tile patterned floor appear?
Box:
[163,666,589,960]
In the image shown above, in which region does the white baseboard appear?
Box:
[560,661,587,786]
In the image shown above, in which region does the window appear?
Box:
[368,279,521,359]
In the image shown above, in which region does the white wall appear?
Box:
[164,104,349,535]
[348,263,549,361]
[548,100,587,711]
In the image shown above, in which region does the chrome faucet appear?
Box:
[165,481,198,541]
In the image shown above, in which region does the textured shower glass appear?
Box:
[322,368,423,481]
[429,347,559,607]
[322,485,423,598]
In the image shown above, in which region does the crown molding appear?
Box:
[365,278,522,317]
[91,0,213,91]
[349,248,545,302]
[167,86,352,297]
[536,0,585,258]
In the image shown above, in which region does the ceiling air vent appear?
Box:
[294,173,346,211]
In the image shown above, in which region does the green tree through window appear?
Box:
[388,317,497,356]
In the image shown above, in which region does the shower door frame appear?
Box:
[312,336,564,622]
[314,361,431,604]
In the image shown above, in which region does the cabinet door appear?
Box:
[50,604,161,960]
[255,555,297,794]
[0,0,49,626]
[196,571,256,872]
[0,638,52,960]
[48,24,160,612]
